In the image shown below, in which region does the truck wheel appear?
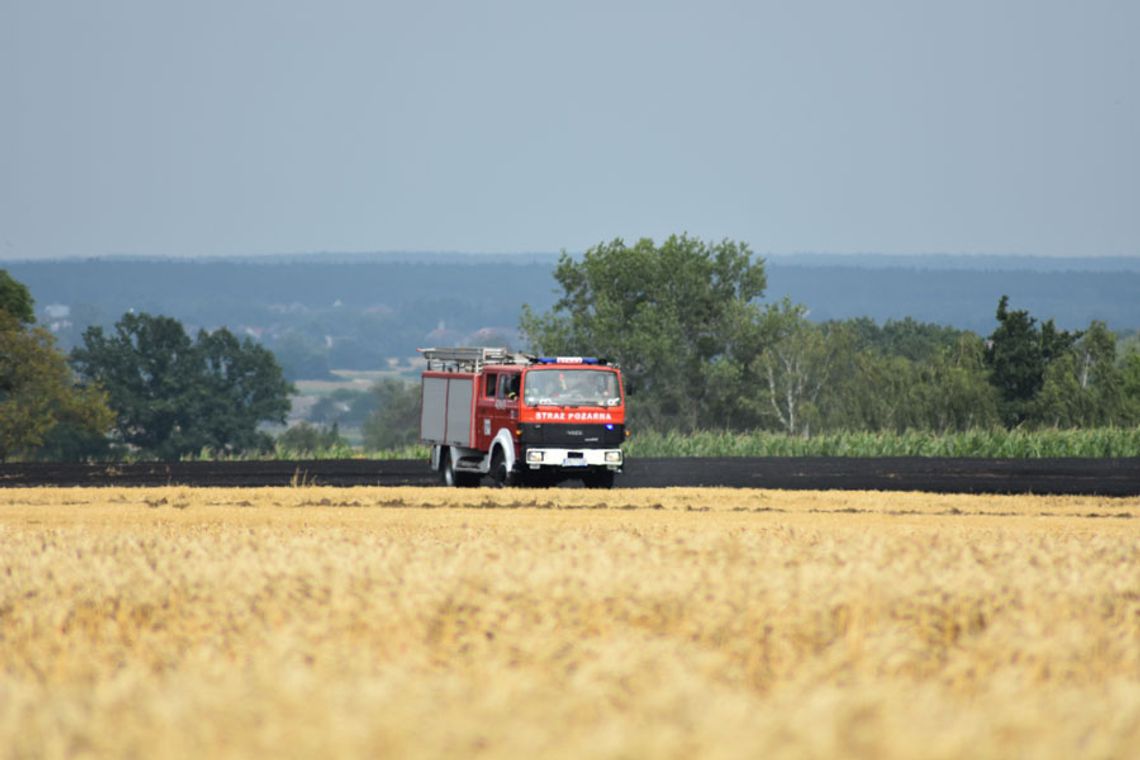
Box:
[583,470,615,489]
[489,448,509,488]
[440,448,456,487]
[441,449,480,488]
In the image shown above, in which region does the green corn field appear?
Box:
[192,427,1140,461]
[622,427,1140,458]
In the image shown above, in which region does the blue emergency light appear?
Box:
[536,356,600,364]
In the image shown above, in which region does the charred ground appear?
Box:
[2,457,1137,495]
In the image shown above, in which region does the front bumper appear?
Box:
[523,447,623,469]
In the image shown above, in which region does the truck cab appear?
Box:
[419,348,626,488]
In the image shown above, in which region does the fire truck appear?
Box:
[418,347,626,488]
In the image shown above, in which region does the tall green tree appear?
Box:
[1033,321,1126,427]
[73,313,199,456]
[824,351,918,433]
[985,295,1079,427]
[911,337,1001,432]
[0,270,35,325]
[817,318,984,433]
[72,312,293,459]
[520,235,769,431]
[754,302,855,436]
[197,328,294,453]
[1,312,113,461]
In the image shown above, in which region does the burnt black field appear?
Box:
[2,458,1138,496]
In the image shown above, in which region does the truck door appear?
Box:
[492,372,520,454]
[474,371,499,450]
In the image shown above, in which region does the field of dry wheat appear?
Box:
[1,486,1139,759]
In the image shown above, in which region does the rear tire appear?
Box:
[441,448,480,488]
[440,448,455,486]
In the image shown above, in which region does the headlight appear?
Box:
[604,451,622,463]
[527,450,544,464]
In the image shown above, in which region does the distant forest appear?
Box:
[7,254,1139,380]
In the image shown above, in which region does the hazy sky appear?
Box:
[3,0,1138,260]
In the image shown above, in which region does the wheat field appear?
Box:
[1,486,1139,759]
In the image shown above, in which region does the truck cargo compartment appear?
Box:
[420,374,475,448]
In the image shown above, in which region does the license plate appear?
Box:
[562,458,587,467]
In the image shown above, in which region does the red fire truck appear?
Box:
[418,347,626,488]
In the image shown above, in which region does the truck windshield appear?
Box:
[523,369,621,407]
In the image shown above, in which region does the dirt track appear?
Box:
[2,457,1138,495]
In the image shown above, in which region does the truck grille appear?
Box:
[519,423,624,448]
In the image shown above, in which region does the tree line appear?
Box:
[520,235,1140,435]
[3,268,424,461]
[3,270,293,461]
[5,239,1140,462]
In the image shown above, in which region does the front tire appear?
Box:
[489,448,510,488]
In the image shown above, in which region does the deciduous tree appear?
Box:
[910,337,1000,432]
[72,312,293,459]
[0,270,35,325]
[755,303,855,436]
[0,313,112,461]
[520,235,769,431]
[1033,321,1125,427]
[197,328,294,453]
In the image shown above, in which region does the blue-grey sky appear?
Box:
[3,0,1137,260]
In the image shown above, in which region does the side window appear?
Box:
[498,373,520,401]
[484,373,498,398]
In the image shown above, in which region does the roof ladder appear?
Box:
[417,346,533,372]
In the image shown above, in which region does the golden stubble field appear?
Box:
[1,486,1139,759]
